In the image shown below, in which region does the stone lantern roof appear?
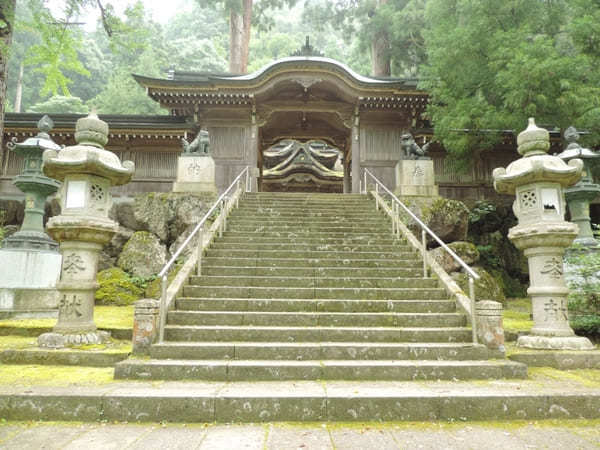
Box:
[493,118,583,195]
[42,113,134,185]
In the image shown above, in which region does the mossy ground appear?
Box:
[0,365,115,387]
[0,305,133,331]
[503,297,533,333]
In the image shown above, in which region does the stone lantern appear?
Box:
[556,126,600,248]
[37,113,134,348]
[0,116,62,315]
[493,118,594,350]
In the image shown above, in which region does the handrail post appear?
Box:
[220,199,225,237]
[236,180,240,207]
[469,276,478,343]
[421,230,427,278]
[158,274,168,343]
[363,170,367,194]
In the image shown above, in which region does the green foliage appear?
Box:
[567,249,600,337]
[95,267,144,306]
[27,95,88,113]
[422,0,600,167]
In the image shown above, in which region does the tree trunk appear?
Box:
[371,32,391,77]
[0,0,17,153]
[229,0,252,74]
[14,60,23,112]
[370,0,391,77]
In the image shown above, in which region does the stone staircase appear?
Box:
[115,192,526,381]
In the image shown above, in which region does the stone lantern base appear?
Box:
[38,330,111,348]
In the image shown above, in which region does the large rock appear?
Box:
[113,193,216,245]
[117,231,168,278]
[105,226,134,258]
[168,224,201,263]
[429,241,480,273]
[452,266,506,304]
[401,197,470,246]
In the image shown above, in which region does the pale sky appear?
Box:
[47,0,192,30]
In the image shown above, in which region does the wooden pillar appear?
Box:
[351,112,361,193]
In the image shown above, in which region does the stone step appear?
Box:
[149,342,489,361]
[227,215,387,224]
[114,359,527,381]
[204,249,417,260]
[182,286,448,300]
[187,276,438,289]
[219,231,393,239]
[210,242,414,253]
[201,257,421,268]
[219,234,401,245]
[199,266,424,278]
[175,298,457,313]
[229,225,393,234]
[8,378,600,423]
[230,211,383,219]
[166,311,465,328]
[164,325,471,343]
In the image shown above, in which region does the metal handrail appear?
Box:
[157,166,251,342]
[363,168,480,343]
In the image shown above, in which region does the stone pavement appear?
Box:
[1,421,599,449]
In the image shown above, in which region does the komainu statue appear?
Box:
[181,130,210,155]
[401,133,430,160]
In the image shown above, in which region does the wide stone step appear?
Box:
[230,212,383,219]
[164,325,471,343]
[149,342,489,361]
[219,231,392,239]
[199,266,424,278]
[210,242,413,253]
[229,225,392,234]
[182,286,448,300]
[204,249,416,260]
[201,257,421,268]
[167,311,465,328]
[227,216,388,225]
[187,276,438,289]
[175,298,457,313]
[219,234,401,245]
[114,359,527,381]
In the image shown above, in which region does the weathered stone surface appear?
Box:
[95,267,144,306]
[475,300,505,352]
[429,241,480,273]
[127,192,216,244]
[105,226,134,258]
[132,298,160,355]
[117,231,167,278]
[452,266,506,303]
[97,251,116,271]
[168,224,201,262]
[401,197,470,245]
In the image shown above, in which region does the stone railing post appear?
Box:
[132,299,161,355]
[475,300,505,355]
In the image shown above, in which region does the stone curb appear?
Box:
[509,351,600,369]
[1,381,599,422]
[0,349,129,367]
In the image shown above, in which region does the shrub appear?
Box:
[567,248,600,338]
[95,268,144,306]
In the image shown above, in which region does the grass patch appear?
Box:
[0,335,131,353]
[0,336,37,350]
[503,297,533,333]
[0,365,114,387]
[0,306,133,331]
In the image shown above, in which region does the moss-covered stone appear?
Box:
[95,268,144,306]
[452,266,506,303]
[429,241,480,273]
[117,231,167,278]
